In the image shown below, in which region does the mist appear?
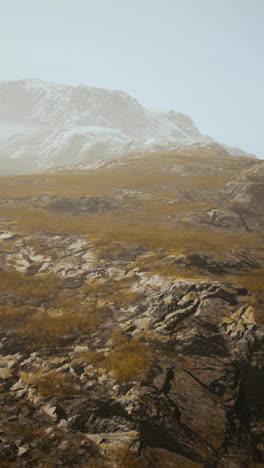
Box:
[1,0,263,157]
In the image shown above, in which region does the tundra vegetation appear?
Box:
[0,149,264,466]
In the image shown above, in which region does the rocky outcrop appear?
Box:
[224,162,264,210]
[1,243,264,467]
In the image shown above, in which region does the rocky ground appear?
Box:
[0,150,264,467]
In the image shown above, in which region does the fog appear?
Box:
[0,0,263,157]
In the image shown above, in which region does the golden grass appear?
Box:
[145,447,201,468]
[84,278,142,307]
[0,150,262,262]
[77,331,151,383]
[2,423,44,442]
[1,201,261,263]
[0,167,177,199]
[141,199,213,217]
[0,305,37,331]
[252,305,264,326]
[227,269,264,325]
[21,368,78,397]
[93,218,257,253]
[75,350,106,367]
[107,332,150,383]
[0,152,262,332]
[0,272,105,341]
[0,146,252,202]
[227,269,264,295]
[19,308,104,345]
[0,269,64,300]
[0,269,141,344]
[109,445,143,468]
[108,350,150,384]
[182,174,230,189]
[132,253,203,280]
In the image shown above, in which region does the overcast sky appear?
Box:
[1,0,263,157]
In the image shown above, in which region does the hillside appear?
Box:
[0,149,264,466]
[0,80,255,175]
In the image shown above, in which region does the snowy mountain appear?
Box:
[0,79,255,174]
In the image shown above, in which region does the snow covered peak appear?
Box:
[0,79,254,174]
[0,79,200,136]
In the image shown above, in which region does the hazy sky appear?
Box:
[1,0,263,156]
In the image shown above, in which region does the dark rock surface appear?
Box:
[1,271,264,466]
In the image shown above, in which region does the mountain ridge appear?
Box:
[0,79,256,174]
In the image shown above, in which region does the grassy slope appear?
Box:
[0,147,263,300]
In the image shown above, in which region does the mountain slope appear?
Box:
[0,80,254,174]
[0,151,264,466]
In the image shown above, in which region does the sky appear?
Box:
[1,0,264,157]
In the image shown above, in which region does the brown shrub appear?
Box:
[75,332,150,383]
[0,305,36,331]
[75,350,106,368]
[21,368,78,397]
[109,445,144,468]
[106,334,150,384]
[108,352,150,384]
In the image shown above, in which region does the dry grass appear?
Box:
[0,147,251,202]
[2,423,45,442]
[84,278,142,307]
[75,350,106,367]
[132,253,203,280]
[75,332,151,383]
[0,269,64,299]
[0,154,262,261]
[106,332,150,383]
[227,269,264,295]
[21,368,78,397]
[227,269,264,325]
[0,273,105,341]
[108,350,150,384]
[180,174,230,189]
[145,447,200,468]
[0,305,37,331]
[19,308,104,345]
[252,305,264,326]
[141,199,213,217]
[109,445,144,468]
[0,152,262,331]
[1,198,262,266]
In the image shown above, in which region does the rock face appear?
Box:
[47,196,123,213]
[224,162,264,209]
[0,79,255,174]
[0,231,264,467]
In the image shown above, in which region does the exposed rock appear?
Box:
[47,195,122,213]
[0,153,264,466]
[224,162,264,210]
[1,272,264,466]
